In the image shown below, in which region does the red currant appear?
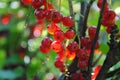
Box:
[76,49,89,60]
[88,27,97,40]
[54,30,65,42]
[67,41,79,52]
[78,60,88,69]
[34,9,45,20]
[92,65,101,80]
[1,14,10,25]
[41,37,52,48]
[72,73,85,80]
[45,10,53,21]
[97,0,108,10]
[54,59,65,68]
[80,37,89,48]
[40,44,50,54]
[65,49,76,60]
[52,11,63,23]
[21,0,32,5]
[32,0,46,9]
[47,22,60,35]
[62,16,74,27]
[51,41,63,52]
[103,10,116,21]
[65,29,74,39]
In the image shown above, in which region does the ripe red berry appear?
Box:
[34,9,45,20]
[40,44,50,54]
[80,37,89,48]
[106,26,112,34]
[102,19,115,27]
[62,16,74,27]
[52,11,63,23]
[54,30,65,42]
[54,59,65,68]
[67,41,79,52]
[45,10,53,21]
[92,65,101,80]
[51,41,63,52]
[32,0,46,9]
[76,49,89,60]
[72,73,85,80]
[21,0,32,5]
[97,0,108,10]
[65,29,74,39]
[103,10,116,21]
[65,49,76,60]
[47,22,60,35]
[41,37,52,47]
[1,14,10,25]
[88,27,97,40]
[78,60,88,69]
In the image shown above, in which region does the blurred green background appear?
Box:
[0,0,120,80]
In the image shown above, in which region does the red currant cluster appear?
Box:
[78,26,99,70]
[97,0,116,33]
[32,0,76,72]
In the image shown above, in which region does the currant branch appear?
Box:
[78,1,87,36]
[95,25,120,80]
[82,0,95,37]
[68,0,74,19]
[87,0,107,79]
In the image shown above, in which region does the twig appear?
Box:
[105,67,120,78]
[82,0,95,37]
[68,0,74,19]
[87,0,107,79]
[78,1,87,36]
[95,26,120,80]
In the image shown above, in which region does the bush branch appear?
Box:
[87,0,107,79]
[82,0,95,37]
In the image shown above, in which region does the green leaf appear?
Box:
[99,43,109,54]
[0,50,6,69]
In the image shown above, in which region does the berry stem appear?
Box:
[82,0,95,37]
[87,0,107,79]
[68,0,74,19]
